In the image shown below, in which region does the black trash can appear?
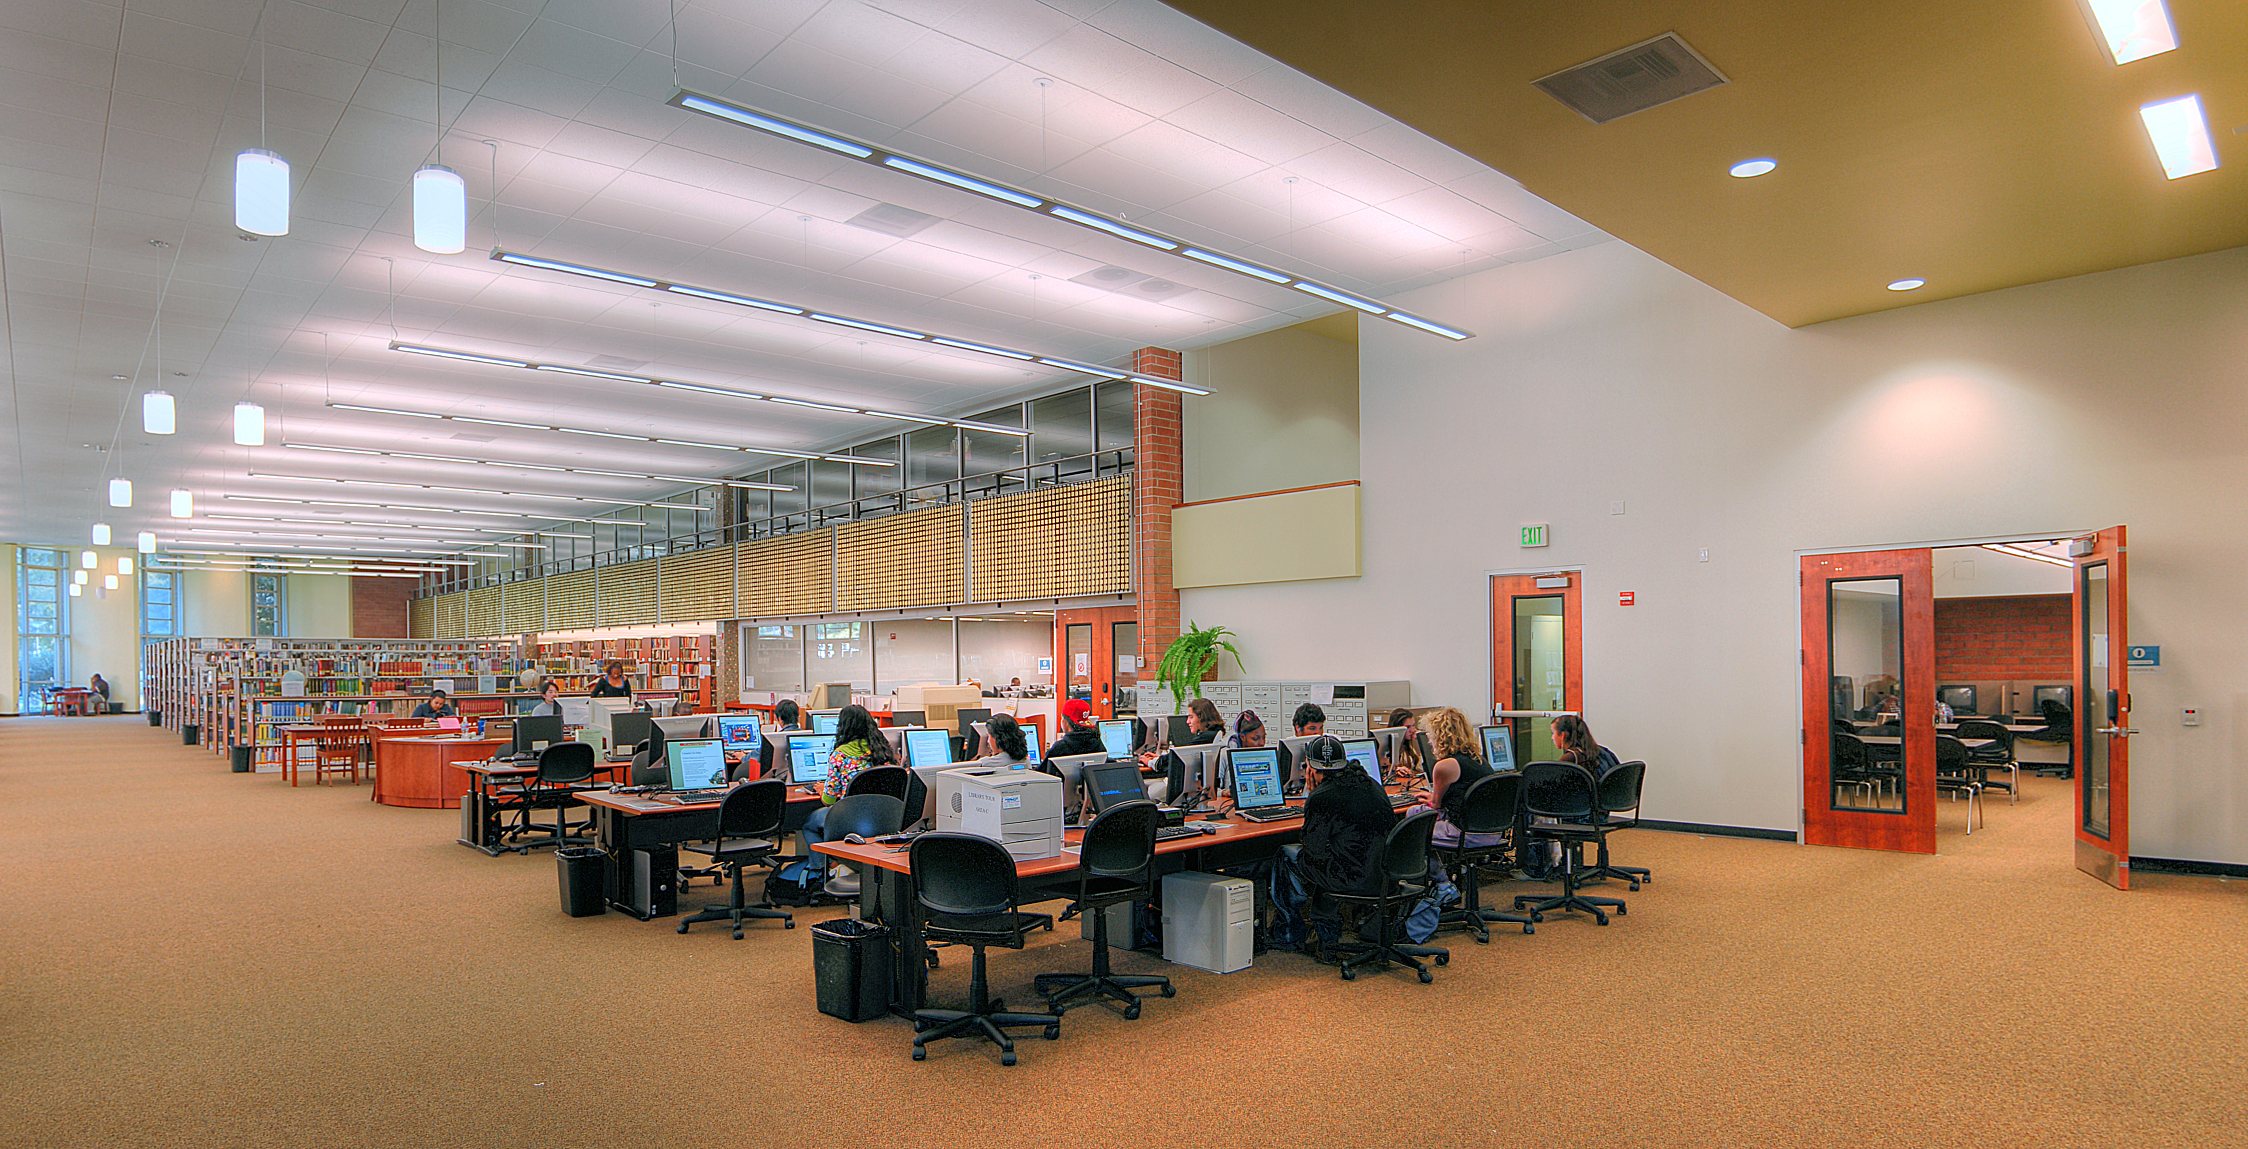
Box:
[812,918,892,1022]
[182,723,198,746]
[557,847,607,918]
[147,710,162,727]
[230,746,253,773]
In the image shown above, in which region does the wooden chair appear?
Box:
[311,718,368,786]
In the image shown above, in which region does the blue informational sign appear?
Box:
[2126,645,2160,670]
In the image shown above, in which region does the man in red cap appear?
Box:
[1048,697,1105,760]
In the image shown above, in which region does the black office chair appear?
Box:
[2022,700,2073,777]
[505,741,600,853]
[1431,773,1539,942]
[1579,761,1651,889]
[1954,720,2017,804]
[629,739,667,788]
[1321,809,1449,983]
[1935,735,1983,833]
[819,793,906,900]
[1512,763,1627,926]
[1034,800,1174,1017]
[845,764,910,801]
[676,781,793,938]
[1831,732,1877,806]
[908,833,1059,1065]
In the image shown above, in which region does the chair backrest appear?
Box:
[1453,771,1524,836]
[1934,735,1970,774]
[1520,761,1597,820]
[716,779,787,839]
[909,832,1021,918]
[537,740,598,785]
[824,792,905,841]
[1379,809,1442,886]
[1954,719,2010,749]
[845,764,910,800]
[1595,760,1646,818]
[1077,800,1159,883]
[1832,732,1869,772]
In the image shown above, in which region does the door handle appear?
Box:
[2096,727,2139,737]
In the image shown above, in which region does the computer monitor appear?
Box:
[1227,747,1284,811]
[810,710,841,736]
[892,710,926,728]
[907,762,958,828]
[715,713,762,751]
[1369,726,1406,766]
[1098,719,1134,760]
[653,714,709,740]
[558,697,593,728]
[1140,715,1170,752]
[2032,684,2072,712]
[954,708,991,742]
[1044,752,1106,820]
[1478,724,1516,773]
[785,733,838,785]
[904,728,954,770]
[1166,742,1226,808]
[513,713,563,755]
[666,739,728,791]
[1022,731,1041,765]
[610,711,652,752]
[1165,714,1193,744]
[1084,763,1147,816]
[1938,685,1976,715]
[1341,738,1380,786]
[589,696,632,727]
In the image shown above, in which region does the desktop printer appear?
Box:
[950,768,1063,861]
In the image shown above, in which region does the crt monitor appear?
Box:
[1227,747,1284,811]
[1098,719,1134,761]
[1478,725,1516,773]
[513,713,564,755]
[1938,685,1976,715]
[1340,738,1380,786]
[2032,684,2072,712]
[666,739,728,790]
[903,728,954,770]
[810,710,841,736]
[892,710,926,728]
[610,711,652,752]
[715,713,762,751]
[1084,763,1147,816]
[786,734,838,785]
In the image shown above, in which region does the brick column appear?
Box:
[1133,347,1184,704]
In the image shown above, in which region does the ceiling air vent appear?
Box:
[1069,264,1191,300]
[847,202,938,238]
[1533,33,1728,125]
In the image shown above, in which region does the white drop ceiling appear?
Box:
[0,0,1604,557]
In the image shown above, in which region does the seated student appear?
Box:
[1047,698,1106,759]
[527,681,562,717]
[87,673,111,710]
[756,699,803,780]
[1276,701,1327,791]
[1384,707,1425,780]
[1230,709,1267,751]
[783,704,896,887]
[1270,736,1400,956]
[967,713,1032,767]
[1151,697,1226,801]
[1526,714,1623,877]
[1417,707,1493,846]
[411,690,458,719]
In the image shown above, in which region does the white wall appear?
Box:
[289,575,353,636]
[68,547,145,710]
[180,570,248,636]
[1182,323,1358,502]
[1182,238,2248,865]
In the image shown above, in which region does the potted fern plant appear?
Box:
[1156,622,1243,714]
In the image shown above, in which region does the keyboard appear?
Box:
[1155,824,1210,842]
[1234,805,1304,823]
[1390,793,1420,809]
[663,788,729,803]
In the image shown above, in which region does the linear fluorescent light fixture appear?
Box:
[2139,94,2218,180]
[281,441,795,491]
[1980,543,2074,569]
[663,88,1472,341]
[2085,0,2178,65]
[486,253,1213,395]
[328,394,901,459]
[247,472,738,516]
[488,252,657,287]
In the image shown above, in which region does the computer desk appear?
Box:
[454,758,631,856]
[576,786,825,919]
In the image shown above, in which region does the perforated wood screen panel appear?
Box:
[970,475,1132,601]
[434,592,466,639]
[659,545,736,622]
[740,530,833,617]
[545,568,593,631]
[502,579,543,634]
[464,585,502,637]
[597,558,659,626]
[410,596,434,638]
[836,506,965,611]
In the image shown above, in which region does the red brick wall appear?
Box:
[1133,347,1183,681]
[351,577,412,637]
[1934,594,2070,680]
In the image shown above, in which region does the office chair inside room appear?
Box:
[1578,761,1651,889]
[818,793,906,900]
[507,741,600,853]
[1512,763,1628,926]
[1953,720,2018,804]
[844,764,910,801]
[908,833,1059,1065]
[1034,800,1174,1017]
[677,780,794,938]
[1322,809,1449,983]
[1431,773,1539,943]
[1934,735,1984,834]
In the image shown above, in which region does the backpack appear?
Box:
[764,866,823,907]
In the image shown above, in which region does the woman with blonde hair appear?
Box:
[1419,707,1493,844]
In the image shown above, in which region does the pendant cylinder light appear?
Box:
[92,523,111,545]
[117,556,133,575]
[235,149,290,236]
[104,574,119,591]
[137,531,157,554]
[80,550,97,569]
[234,402,266,446]
[110,479,133,507]
[143,391,175,435]
[68,583,82,597]
[170,489,193,519]
[412,166,466,254]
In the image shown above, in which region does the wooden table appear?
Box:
[48,687,96,715]
[371,735,509,809]
[574,786,825,918]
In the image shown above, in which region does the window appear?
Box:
[17,547,67,712]
[250,574,286,637]
[141,570,177,636]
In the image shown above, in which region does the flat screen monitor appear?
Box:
[954,708,991,741]
[1098,719,1134,761]
[1368,726,1406,765]
[904,728,953,770]
[610,711,652,751]
[786,734,837,785]
[1340,738,1380,786]
[1167,742,1226,806]
[513,713,563,755]
[1046,752,1105,813]
[1165,714,1193,744]
[558,697,593,728]
[1227,747,1283,811]
[892,710,926,728]
[811,711,841,736]
[715,713,762,751]
[653,715,709,740]
[1478,725,1516,773]
[1022,731,1041,765]
[1084,763,1146,816]
[666,739,728,790]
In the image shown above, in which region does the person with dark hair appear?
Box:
[1550,714,1621,776]
[1230,710,1266,750]
[1292,702,1326,735]
[589,660,633,700]
[970,713,1031,766]
[411,689,457,719]
[528,680,563,717]
[1270,735,1400,956]
[88,674,111,711]
[1186,697,1224,742]
[787,704,896,885]
[1048,698,1105,759]
[758,699,804,779]
[1386,707,1424,778]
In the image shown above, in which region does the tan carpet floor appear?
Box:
[2,716,2243,1148]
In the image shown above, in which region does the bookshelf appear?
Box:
[533,633,717,711]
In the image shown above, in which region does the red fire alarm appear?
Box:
[1618,591,1636,606]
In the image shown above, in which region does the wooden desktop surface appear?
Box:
[811,806,1329,878]
[575,785,825,816]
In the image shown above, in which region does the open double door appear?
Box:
[1799,528,2132,887]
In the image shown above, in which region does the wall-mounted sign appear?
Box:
[2127,644,2161,670]
[1036,657,1053,675]
[1618,591,1636,606]
[1520,524,1549,548]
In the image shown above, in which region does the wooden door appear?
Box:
[1053,604,1133,719]
[2072,527,2131,889]
[1801,549,1936,853]
[1490,573,1582,757]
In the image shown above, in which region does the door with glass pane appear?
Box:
[2072,527,2131,889]
[1053,605,1133,718]
[1490,574,1581,758]
[1801,549,1936,853]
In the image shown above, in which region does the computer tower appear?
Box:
[629,846,677,919]
[1161,872,1253,974]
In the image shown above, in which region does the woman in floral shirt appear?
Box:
[791,704,899,883]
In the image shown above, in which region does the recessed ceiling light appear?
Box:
[2139,94,2219,180]
[1728,158,1777,178]
[1886,278,1927,291]
[2084,0,2178,65]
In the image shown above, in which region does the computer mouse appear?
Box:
[843,833,867,845]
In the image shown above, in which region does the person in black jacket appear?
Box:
[1270,735,1399,956]
[755,699,803,780]
[1047,698,1106,759]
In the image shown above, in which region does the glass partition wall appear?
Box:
[742,613,1055,697]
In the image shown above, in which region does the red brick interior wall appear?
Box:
[351,577,412,637]
[1934,594,2070,680]
[1133,347,1183,681]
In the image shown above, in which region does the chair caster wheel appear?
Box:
[1523,925,1535,935]
[1160,984,1175,998]
[1419,969,1434,984]
[1474,934,1489,945]
[1123,1004,1140,1020]
[1616,905,1627,915]
[1001,1051,1017,1066]
[912,1047,926,1060]
[784,919,795,929]
[1341,967,1356,981]
[732,930,744,940]
[676,922,689,933]
[1435,954,1450,966]
[1044,1025,1060,1040]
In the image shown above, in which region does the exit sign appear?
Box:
[1520,523,1549,548]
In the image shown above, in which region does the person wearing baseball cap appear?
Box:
[1270,734,1400,957]
[1047,697,1106,759]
